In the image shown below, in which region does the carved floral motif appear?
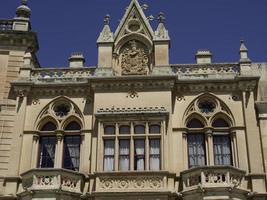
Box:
[98,175,164,191]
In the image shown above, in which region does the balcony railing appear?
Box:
[21,169,85,194]
[0,20,13,31]
[172,63,240,79]
[30,67,96,83]
[181,166,246,192]
[95,171,173,193]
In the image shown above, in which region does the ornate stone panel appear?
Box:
[120,40,150,75]
[95,172,170,193]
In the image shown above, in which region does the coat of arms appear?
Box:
[121,40,149,75]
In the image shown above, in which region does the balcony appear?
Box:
[20,169,85,194]
[94,171,174,194]
[181,166,246,193]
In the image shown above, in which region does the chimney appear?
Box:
[68,53,85,68]
[195,50,212,64]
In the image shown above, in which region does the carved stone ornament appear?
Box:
[120,40,149,75]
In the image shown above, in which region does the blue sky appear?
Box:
[1,0,267,67]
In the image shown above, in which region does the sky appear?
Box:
[0,0,267,67]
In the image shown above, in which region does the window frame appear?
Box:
[101,121,163,172]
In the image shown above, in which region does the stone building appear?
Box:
[0,0,267,200]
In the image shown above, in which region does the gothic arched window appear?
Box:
[63,121,81,171]
[38,121,57,168]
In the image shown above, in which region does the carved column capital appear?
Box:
[55,130,64,141]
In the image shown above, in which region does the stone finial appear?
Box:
[239,39,251,63]
[68,52,85,68]
[97,15,114,43]
[157,12,165,24]
[104,14,110,25]
[154,12,169,40]
[16,0,31,19]
[195,50,212,64]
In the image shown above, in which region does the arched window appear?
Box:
[187,118,204,128]
[63,121,81,171]
[212,118,229,128]
[119,125,130,135]
[104,125,115,135]
[38,121,57,168]
[149,124,161,134]
[134,125,145,134]
[65,121,81,131]
[212,118,232,166]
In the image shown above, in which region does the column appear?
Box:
[55,130,64,168]
[31,133,39,168]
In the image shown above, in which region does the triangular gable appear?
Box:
[114,0,154,42]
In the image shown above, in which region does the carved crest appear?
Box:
[120,40,149,75]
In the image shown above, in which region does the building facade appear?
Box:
[0,0,267,200]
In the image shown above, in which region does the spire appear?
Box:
[114,0,154,40]
[16,0,31,19]
[97,14,114,43]
[154,12,169,41]
[239,39,251,63]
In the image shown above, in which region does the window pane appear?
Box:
[41,122,57,131]
[104,140,115,171]
[119,125,130,135]
[187,134,206,168]
[38,136,56,168]
[134,125,145,134]
[187,119,204,128]
[119,140,130,171]
[63,136,81,171]
[150,139,160,170]
[104,125,115,135]
[65,121,81,131]
[134,139,145,170]
[212,118,229,128]
[213,135,232,165]
[149,125,161,134]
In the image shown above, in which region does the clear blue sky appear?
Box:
[1,0,267,67]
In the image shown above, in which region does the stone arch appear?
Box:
[61,115,83,130]
[182,93,235,127]
[185,113,207,128]
[210,112,233,127]
[34,96,84,131]
[36,116,58,131]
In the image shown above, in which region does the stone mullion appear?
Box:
[31,133,39,168]
[55,131,64,168]
[130,122,134,171]
[145,122,149,170]
[206,130,214,166]
[182,132,188,169]
[115,123,119,171]
[230,131,239,167]
[161,121,164,170]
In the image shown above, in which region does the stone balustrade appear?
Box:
[95,171,173,193]
[0,20,13,31]
[181,166,246,191]
[30,67,96,83]
[172,63,240,79]
[21,169,85,194]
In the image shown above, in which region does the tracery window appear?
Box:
[184,95,236,169]
[102,122,163,172]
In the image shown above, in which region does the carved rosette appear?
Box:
[120,40,149,75]
[98,175,164,191]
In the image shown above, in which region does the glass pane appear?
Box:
[134,125,145,134]
[212,118,229,128]
[187,119,204,128]
[38,136,56,168]
[119,125,130,134]
[41,122,57,131]
[134,139,145,170]
[149,139,160,170]
[104,140,115,171]
[104,125,115,135]
[119,140,130,171]
[65,121,81,131]
[213,135,232,165]
[63,136,81,171]
[149,125,161,134]
[187,134,206,168]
